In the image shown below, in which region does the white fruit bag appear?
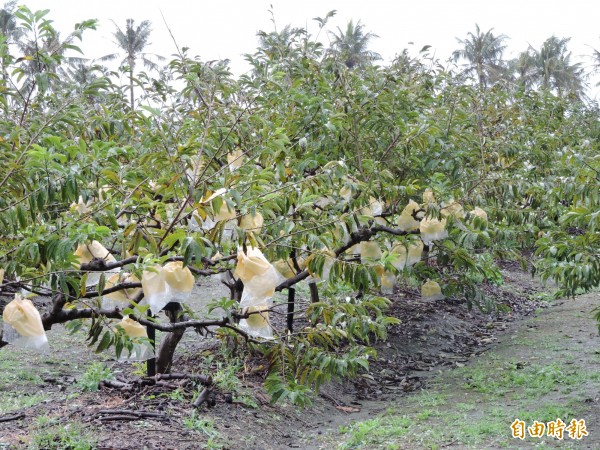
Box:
[397,200,421,231]
[234,247,280,338]
[380,270,396,294]
[240,211,264,234]
[421,279,444,301]
[115,317,152,361]
[141,265,170,314]
[2,294,48,351]
[163,261,195,302]
[102,273,141,310]
[419,217,448,244]
[391,239,423,270]
[74,240,119,287]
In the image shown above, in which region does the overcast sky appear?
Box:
[22,0,600,97]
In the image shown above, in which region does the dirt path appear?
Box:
[324,292,600,449]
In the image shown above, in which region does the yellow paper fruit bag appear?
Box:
[423,188,436,206]
[2,294,48,350]
[163,261,195,301]
[441,200,465,219]
[74,240,119,287]
[240,211,264,234]
[102,273,141,310]
[360,241,382,261]
[273,259,297,279]
[244,304,270,330]
[472,207,488,221]
[141,265,170,314]
[421,279,444,301]
[420,217,448,244]
[115,317,152,361]
[227,148,245,172]
[235,247,281,338]
[391,239,423,270]
[381,270,396,294]
[397,200,421,231]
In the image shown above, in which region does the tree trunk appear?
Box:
[155,302,185,374]
[129,66,134,110]
[287,288,295,332]
[309,282,320,303]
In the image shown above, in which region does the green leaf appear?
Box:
[96,331,112,353]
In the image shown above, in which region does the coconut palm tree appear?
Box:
[513,36,586,98]
[256,25,305,61]
[0,0,22,43]
[329,20,381,69]
[589,44,600,87]
[453,24,509,89]
[101,19,164,109]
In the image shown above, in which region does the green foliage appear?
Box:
[0,5,598,405]
[77,362,113,392]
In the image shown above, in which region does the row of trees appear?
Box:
[2,2,599,103]
[453,25,588,96]
[0,5,598,405]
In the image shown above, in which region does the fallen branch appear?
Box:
[0,413,25,423]
[192,387,211,408]
[150,373,213,386]
[97,409,166,417]
[99,379,133,391]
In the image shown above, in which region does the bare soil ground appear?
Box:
[0,264,598,449]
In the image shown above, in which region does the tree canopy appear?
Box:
[0,6,598,405]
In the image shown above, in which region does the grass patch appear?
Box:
[460,361,587,400]
[338,413,411,449]
[0,392,47,414]
[29,416,97,450]
[338,357,598,449]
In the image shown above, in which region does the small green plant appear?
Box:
[212,360,243,392]
[183,411,221,439]
[77,362,114,392]
[131,361,147,376]
[30,417,97,450]
[164,388,185,401]
[339,414,412,449]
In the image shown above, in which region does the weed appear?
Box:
[339,415,411,449]
[455,402,476,412]
[77,362,113,392]
[131,361,147,376]
[29,416,97,449]
[163,388,185,401]
[0,393,47,415]
[460,361,585,400]
[412,391,447,407]
[212,360,242,392]
[183,411,216,435]
[234,393,258,409]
